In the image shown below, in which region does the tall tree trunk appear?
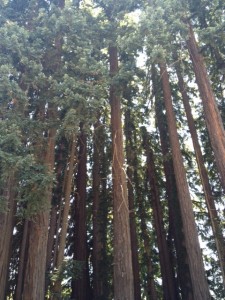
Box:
[46,141,66,293]
[0,175,16,300]
[159,61,211,299]
[92,117,111,299]
[153,65,193,299]
[109,45,134,300]
[92,118,103,300]
[71,125,90,300]
[132,130,158,300]
[175,57,225,286]
[124,105,141,300]
[52,137,76,298]
[137,181,158,300]
[15,219,29,300]
[186,23,225,190]
[22,126,56,300]
[143,131,178,300]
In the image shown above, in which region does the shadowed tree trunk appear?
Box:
[174,56,225,286]
[132,130,158,300]
[0,175,16,300]
[92,117,111,299]
[52,136,76,299]
[153,64,193,299]
[92,118,104,300]
[22,124,56,300]
[159,61,211,300]
[71,125,90,300]
[124,101,141,300]
[142,129,178,300]
[15,219,28,300]
[109,45,134,300]
[186,23,225,191]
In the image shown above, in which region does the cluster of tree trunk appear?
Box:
[0,0,225,299]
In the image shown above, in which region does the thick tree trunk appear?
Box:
[159,61,211,299]
[186,23,225,191]
[71,125,90,300]
[109,45,134,300]
[0,175,16,300]
[22,127,56,300]
[175,58,225,286]
[124,106,141,300]
[143,134,178,300]
[153,65,193,299]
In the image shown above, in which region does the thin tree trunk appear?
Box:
[46,141,65,293]
[186,23,225,191]
[159,61,211,299]
[52,137,76,298]
[175,57,225,286]
[15,219,29,300]
[92,117,111,300]
[153,64,193,299]
[137,181,157,300]
[109,45,134,300]
[143,132,178,300]
[92,119,103,300]
[71,125,90,300]
[124,105,142,300]
[0,175,16,300]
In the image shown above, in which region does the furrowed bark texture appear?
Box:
[160,61,211,300]
[153,64,193,299]
[125,105,142,300]
[109,45,134,300]
[175,58,225,286]
[186,24,225,191]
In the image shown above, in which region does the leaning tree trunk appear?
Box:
[109,45,134,300]
[159,61,211,299]
[0,175,16,300]
[174,57,225,286]
[153,64,193,299]
[186,23,225,191]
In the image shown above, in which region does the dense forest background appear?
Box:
[0,0,225,299]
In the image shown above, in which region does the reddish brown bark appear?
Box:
[175,57,225,286]
[109,45,134,300]
[186,23,225,191]
[22,127,56,300]
[160,61,210,299]
[125,106,141,300]
[153,64,193,299]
